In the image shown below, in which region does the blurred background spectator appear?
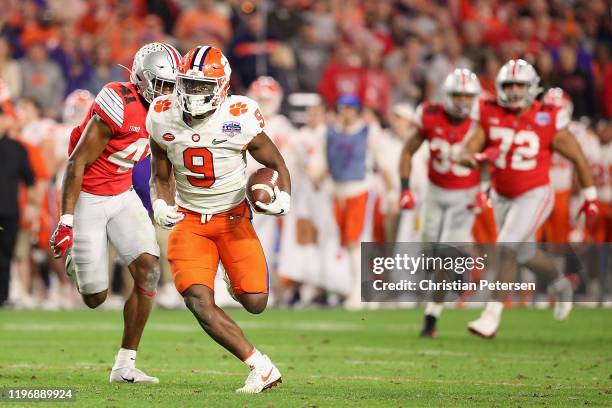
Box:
[19,41,66,118]
[0,0,609,309]
[0,0,607,121]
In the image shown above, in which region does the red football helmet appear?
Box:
[177,46,232,116]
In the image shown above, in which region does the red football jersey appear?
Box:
[416,102,480,189]
[69,82,150,196]
[477,99,569,198]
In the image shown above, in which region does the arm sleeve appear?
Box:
[93,86,125,134]
[241,97,267,142]
[555,106,571,131]
[18,143,35,187]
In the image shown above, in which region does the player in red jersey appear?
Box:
[400,68,483,337]
[458,59,599,338]
[49,43,181,383]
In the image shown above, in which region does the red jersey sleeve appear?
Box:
[92,84,125,134]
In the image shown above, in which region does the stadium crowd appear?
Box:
[0,0,610,310]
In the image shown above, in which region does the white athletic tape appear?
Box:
[270,170,279,185]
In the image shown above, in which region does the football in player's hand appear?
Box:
[247,168,279,211]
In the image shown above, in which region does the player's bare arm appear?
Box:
[50,115,112,258]
[247,131,291,194]
[552,128,595,189]
[399,130,425,181]
[398,130,425,209]
[552,127,599,225]
[456,124,487,168]
[149,138,184,229]
[150,138,175,204]
[61,114,112,216]
[247,131,292,216]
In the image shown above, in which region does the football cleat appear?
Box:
[467,312,499,339]
[550,276,573,321]
[420,315,438,338]
[236,355,282,393]
[109,367,159,384]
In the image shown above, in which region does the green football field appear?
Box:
[0,308,610,407]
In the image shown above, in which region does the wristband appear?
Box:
[582,186,597,201]
[400,178,410,190]
[153,199,169,212]
[60,214,74,227]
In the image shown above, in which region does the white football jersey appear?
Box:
[147,94,265,214]
[574,125,604,196]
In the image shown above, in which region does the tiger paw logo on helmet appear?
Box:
[229,102,248,116]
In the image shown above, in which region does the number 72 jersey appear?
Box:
[476,99,570,198]
[146,94,266,214]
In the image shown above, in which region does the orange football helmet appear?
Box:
[177,46,232,116]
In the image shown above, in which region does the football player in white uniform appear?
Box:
[147,46,290,393]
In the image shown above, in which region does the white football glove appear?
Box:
[152,199,185,229]
[254,186,291,216]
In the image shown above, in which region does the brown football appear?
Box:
[247,168,279,210]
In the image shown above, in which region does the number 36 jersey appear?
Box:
[69,82,150,196]
[416,102,480,190]
[146,94,265,214]
[476,99,569,198]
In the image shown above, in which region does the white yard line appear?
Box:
[308,374,610,390]
[0,321,413,333]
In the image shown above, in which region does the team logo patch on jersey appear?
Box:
[162,133,175,142]
[535,112,550,126]
[229,102,248,116]
[192,134,200,142]
[222,121,241,137]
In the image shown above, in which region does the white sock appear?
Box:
[113,348,136,370]
[243,348,266,370]
[484,301,504,319]
[348,247,362,300]
[424,302,444,318]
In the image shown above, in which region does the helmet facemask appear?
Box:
[498,81,531,110]
[177,75,227,117]
[129,43,181,103]
[140,70,175,102]
[495,60,541,110]
[441,69,480,119]
[445,92,477,119]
